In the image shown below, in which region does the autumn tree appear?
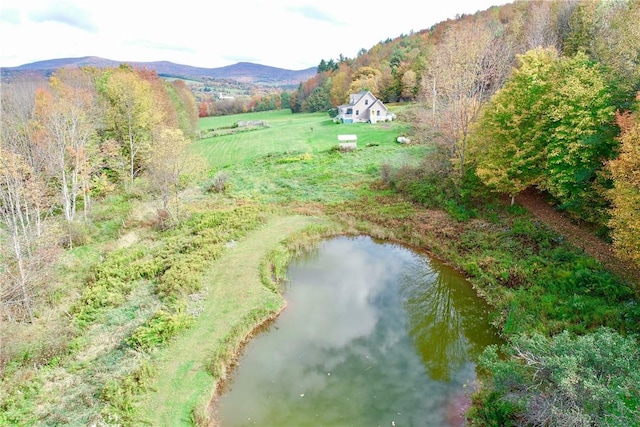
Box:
[329,70,351,106]
[0,147,55,322]
[0,77,48,174]
[0,78,57,321]
[349,66,381,97]
[563,0,640,103]
[169,79,198,138]
[146,127,196,225]
[400,69,418,100]
[35,68,102,244]
[608,108,640,263]
[471,48,617,222]
[422,20,514,178]
[101,66,161,189]
[523,0,560,50]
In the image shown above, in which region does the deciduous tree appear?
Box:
[471,48,617,222]
[35,68,102,242]
[146,127,204,224]
[101,67,160,189]
[471,48,556,204]
[0,148,55,321]
[349,66,381,97]
[608,108,640,263]
[422,20,514,178]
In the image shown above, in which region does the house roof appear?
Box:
[370,99,387,110]
[346,91,378,106]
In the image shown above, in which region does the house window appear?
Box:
[376,110,380,116]
[356,110,359,116]
[346,108,353,115]
[365,99,369,105]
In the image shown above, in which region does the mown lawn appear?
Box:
[192,109,411,169]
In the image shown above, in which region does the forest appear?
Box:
[1,0,639,425]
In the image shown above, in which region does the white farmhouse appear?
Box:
[334,91,395,124]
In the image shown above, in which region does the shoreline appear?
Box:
[204,302,287,427]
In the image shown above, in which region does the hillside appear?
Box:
[0,56,316,87]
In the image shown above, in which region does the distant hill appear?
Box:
[0,56,317,87]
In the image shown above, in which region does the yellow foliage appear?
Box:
[609,110,640,264]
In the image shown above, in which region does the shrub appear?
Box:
[472,328,640,426]
[73,247,161,326]
[127,306,193,351]
[380,161,392,185]
[205,171,229,193]
[101,359,154,425]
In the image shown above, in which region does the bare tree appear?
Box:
[0,79,62,321]
[0,148,56,322]
[524,1,560,50]
[422,20,515,178]
[36,69,101,246]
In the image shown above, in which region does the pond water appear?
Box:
[215,235,501,427]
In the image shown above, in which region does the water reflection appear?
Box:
[216,236,501,427]
[398,252,499,381]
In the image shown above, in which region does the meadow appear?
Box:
[193,109,412,169]
[193,109,425,204]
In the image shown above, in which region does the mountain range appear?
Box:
[0,56,317,87]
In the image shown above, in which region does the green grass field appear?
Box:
[192,110,411,169]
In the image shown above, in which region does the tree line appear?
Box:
[1,65,199,321]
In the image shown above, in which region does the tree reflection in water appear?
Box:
[399,251,499,381]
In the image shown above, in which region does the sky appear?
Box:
[0,0,512,70]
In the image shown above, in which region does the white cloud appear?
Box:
[0,0,512,70]
[28,0,97,32]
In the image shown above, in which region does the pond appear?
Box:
[215,235,502,426]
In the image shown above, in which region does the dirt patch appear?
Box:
[116,231,138,248]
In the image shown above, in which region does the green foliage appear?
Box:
[459,217,636,336]
[101,359,155,425]
[207,307,275,381]
[472,48,617,225]
[73,247,161,326]
[303,86,331,112]
[388,153,483,221]
[260,223,335,292]
[127,306,194,351]
[0,368,41,426]
[73,206,266,327]
[474,328,640,426]
[156,206,266,300]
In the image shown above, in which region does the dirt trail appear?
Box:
[516,188,639,286]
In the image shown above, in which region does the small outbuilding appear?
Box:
[337,134,358,151]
